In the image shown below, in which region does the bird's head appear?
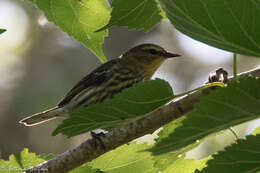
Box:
[121,44,181,79]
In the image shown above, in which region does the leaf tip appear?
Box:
[95,25,108,33]
[0,29,6,34]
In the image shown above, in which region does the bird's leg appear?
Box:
[90,129,108,149]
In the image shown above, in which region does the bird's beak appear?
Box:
[163,51,181,58]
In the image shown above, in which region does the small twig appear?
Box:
[26,67,260,173]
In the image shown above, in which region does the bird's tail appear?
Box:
[19,106,63,126]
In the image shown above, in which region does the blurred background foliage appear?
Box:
[0,0,260,160]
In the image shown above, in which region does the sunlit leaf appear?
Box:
[29,0,110,62]
[70,165,103,173]
[163,157,209,173]
[88,142,158,173]
[0,149,46,173]
[0,149,99,173]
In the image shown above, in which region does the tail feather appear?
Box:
[19,107,62,126]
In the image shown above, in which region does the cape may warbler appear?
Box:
[20,44,180,126]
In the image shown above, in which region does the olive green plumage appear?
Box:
[19,44,180,126]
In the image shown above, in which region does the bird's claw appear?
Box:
[91,131,106,149]
[208,68,228,84]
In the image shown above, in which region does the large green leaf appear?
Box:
[29,0,110,62]
[97,0,163,32]
[53,79,174,137]
[0,29,6,35]
[159,0,260,57]
[197,135,260,173]
[151,77,260,155]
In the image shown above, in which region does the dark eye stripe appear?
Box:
[148,49,158,55]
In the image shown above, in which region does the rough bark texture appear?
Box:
[25,67,260,173]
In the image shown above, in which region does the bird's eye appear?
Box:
[149,49,158,55]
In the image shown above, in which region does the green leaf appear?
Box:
[0,29,6,35]
[159,0,260,57]
[151,77,260,155]
[29,0,110,62]
[53,79,174,137]
[88,142,158,173]
[0,149,46,173]
[97,0,163,32]
[197,135,260,173]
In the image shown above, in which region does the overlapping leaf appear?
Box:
[53,79,174,137]
[159,0,260,57]
[0,29,6,35]
[197,135,260,173]
[29,0,110,62]
[151,77,260,155]
[97,0,163,32]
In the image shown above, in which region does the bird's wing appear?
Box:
[57,59,120,107]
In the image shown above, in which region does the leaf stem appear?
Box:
[233,53,237,82]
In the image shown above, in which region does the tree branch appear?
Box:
[26,67,260,173]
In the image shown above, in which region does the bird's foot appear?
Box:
[207,68,228,84]
[91,130,108,149]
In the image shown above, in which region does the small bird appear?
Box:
[20,44,180,126]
